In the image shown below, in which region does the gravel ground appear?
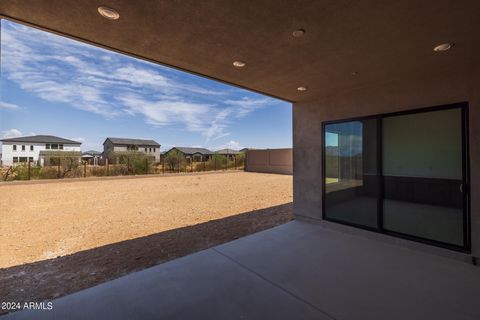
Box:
[0,172,293,312]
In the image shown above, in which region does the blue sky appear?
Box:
[0,20,291,152]
[325,133,338,147]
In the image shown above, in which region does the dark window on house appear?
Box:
[19,157,28,162]
[22,145,26,151]
[59,144,64,150]
[145,147,147,152]
[149,148,152,152]
[13,157,18,163]
[29,157,33,162]
[153,148,156,152]
[51,144,59,150]
[30,145,34,151]
[46,144,51,149]
[13,145,17,151]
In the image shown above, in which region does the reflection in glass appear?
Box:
[324,120,378,228]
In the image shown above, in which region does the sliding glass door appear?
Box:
[323,104,469,251]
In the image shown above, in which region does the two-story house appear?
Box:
[0,135,82,166]
[103,137,161,162]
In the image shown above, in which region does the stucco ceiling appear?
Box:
[1,0,479,102]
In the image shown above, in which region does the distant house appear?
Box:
[103,137,161,162]
[239,148,254,153]
[215,148,240,160]
[165,147,213,162]
[81,150,103,165]
[0,135,82,166]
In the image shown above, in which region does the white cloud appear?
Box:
[214,140,243,150]
[117,93,212,131]
[0,101,21,110]
[224,97,273,118]
[1,21,276,142]
[1,128,23,139]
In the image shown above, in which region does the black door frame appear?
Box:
[321,102,470,253]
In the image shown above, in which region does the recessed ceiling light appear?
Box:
[292,29,306,37]
[233,61,246,68]
[297,86,307,91]
[98,6,120,20]
[433,43,453,52]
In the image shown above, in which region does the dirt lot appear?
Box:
[0,171,293,311]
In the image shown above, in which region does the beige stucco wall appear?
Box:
[293,69,479,258]
[246,149,292,174]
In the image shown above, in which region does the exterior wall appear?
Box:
[113,146,128,152]
[245,148,292,174]
[1,142,80,166]
[141,146,160,162]
[103,140,115,157]
[109,144,160,162]
[293,71,480,258]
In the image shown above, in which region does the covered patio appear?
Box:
[4,220,480,319]
[1,0,479,319]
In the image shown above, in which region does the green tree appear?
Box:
[206,154,228,170]
[47,151,82,178]
[111,151,152,174]
[164,149,187,172]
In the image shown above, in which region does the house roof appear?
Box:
[104,137,160,147]
[215,148,240,155]
[0,135,82,144]
[168,147,213,155]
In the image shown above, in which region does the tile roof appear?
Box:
[105,137,160,147]
[0,135,82,144]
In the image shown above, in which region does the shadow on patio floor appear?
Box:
[0,202,293,314]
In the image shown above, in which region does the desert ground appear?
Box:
[0,171,293,311]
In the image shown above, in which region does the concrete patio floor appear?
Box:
[3,220,480,320]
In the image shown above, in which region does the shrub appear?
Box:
[232,153,245,168]
[108,164,129,176]
[108,151,152,175]
[1,165,43,181]
[44,152,81,178]
[206,154,227,171]
[39,166,59,179]
[12,165,30,180]
[90,166,107,177]
[164,150,187,172]
[1,166,18,181]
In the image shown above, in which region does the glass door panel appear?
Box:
[324,119,379,228]
[382,108,465,246]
